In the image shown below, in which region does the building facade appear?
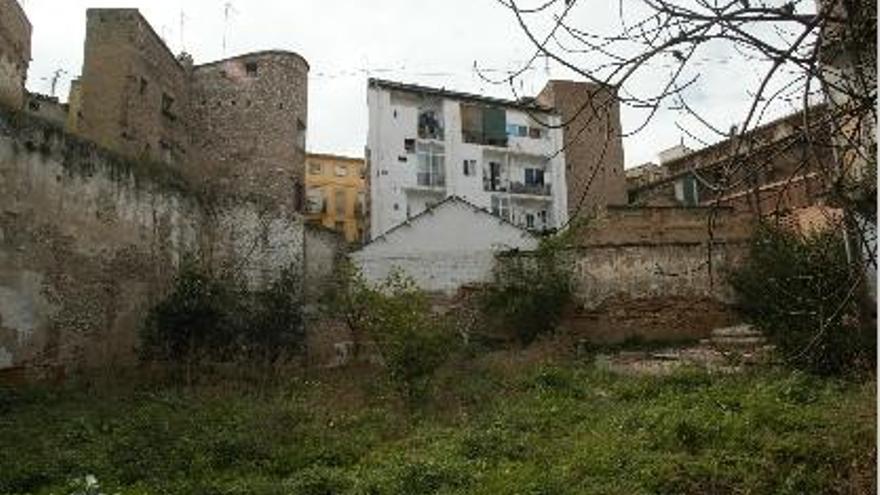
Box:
[68,9,309,206]
[305,153,366,243]
[536,80,627,216]
[366,79,568,239]
[0,0,30,110]
[629,106,834,215]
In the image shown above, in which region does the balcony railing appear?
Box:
[509,182,552,196]
[416,173,446,188]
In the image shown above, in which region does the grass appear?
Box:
[0,355,874,495]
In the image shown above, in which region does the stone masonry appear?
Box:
[0,0,30,110]
[68,9,309,209]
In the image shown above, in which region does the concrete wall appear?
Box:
[352,199,538,294]
[191,51,309,206]
[366,81,567,239]
[0,109,303,372]
[0,0,30,110]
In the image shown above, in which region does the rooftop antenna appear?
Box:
[179,9,189,53]
[41,68,67,97]
[222,2,238,56]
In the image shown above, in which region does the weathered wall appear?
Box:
[537,81,627,215]
[189,51,309,207]
[0,0,30,110]
[74,9,191,165]
[0,110,303,372]
[578,206,752,246]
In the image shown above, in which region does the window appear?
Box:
[491,196,510,220]
[529,127,544,139]
[306,188,324,214]
[417,105,444,140]
[335,190,347,216]
[161,93,175,120]
[507,124,528,137]
[404,138,416,153]
[486,161,503,191]
[335,164,348,177]
[524,168,545,186]
[461,104,507,146]
[463,159,477,177]
[245,61,258,77]
[308,162,322,175]
[526,213,535,229]
[416,143,445,187]
[539,210,548,228]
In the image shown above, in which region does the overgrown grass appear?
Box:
[0,360,874,494]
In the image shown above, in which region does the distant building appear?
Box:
[0,0,31,110]
[305,153,366,243]
[537,80,627,215]
[24,93,68,127]
[366,78,568,239]
[625,162,667,190]
[629,106,833,215]
[351,196,538,294]
[67,9,309,206]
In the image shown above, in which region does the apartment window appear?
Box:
[526,213,535,230]
[463,159,477,177]
[306,187,324,214]
[524,168,545,186]
[506,124,528,137]
[335,190,347,216]
[416,143,445,187]
[486,161,503,191]
[461,103,507,146]
[335,164,348,177]
[539,210,548,228]
[491,196,511,220]
[308,162,322,175]
[245,61,258,77]
[417,105,444,140]
[404,138,416,153]
[529,127,544,139]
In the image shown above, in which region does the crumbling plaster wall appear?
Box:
[0,0,31,110]
[0,110,304,372]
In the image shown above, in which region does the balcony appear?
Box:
[509,182,552,197]
[416,173,446,189]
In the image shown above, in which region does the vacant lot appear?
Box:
[0,355,875,495]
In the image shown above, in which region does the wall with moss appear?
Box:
[0,110,303,373]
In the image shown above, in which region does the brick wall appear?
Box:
[0,0,31,110]
[537,81,627,217]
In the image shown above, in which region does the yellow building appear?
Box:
[305,153,366,243]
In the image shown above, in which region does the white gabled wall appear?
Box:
[366,83,568,241]
[351,199,539,293]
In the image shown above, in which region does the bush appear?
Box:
[731,224,875,376]
[338,268,456,406]
[141,256,304,373]
[480,235,574,346]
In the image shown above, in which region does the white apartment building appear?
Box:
[366,79,568,239]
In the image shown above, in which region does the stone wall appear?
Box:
[578,205,752,246]
[0,109,304,373]
[537,81,627,216]
[191,51,308,207]
[0,0,30,110]
[73,9,192,165]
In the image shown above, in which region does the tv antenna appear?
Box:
[41,68,68,97]
[222,2,238,56]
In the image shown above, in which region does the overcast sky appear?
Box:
[20,0,813,168]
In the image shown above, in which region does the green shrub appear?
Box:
[731,224,875,376]
[481,235,574,346]
[141,256,304,372]
[338,268,456,407]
